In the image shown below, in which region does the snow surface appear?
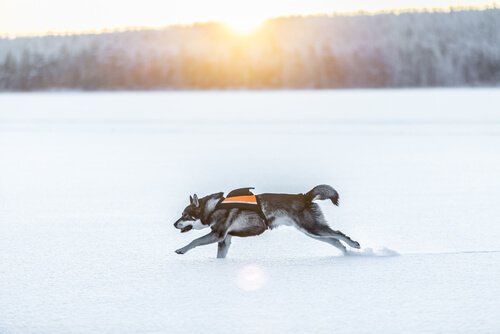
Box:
[1,89,500,333]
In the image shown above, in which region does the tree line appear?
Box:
[0,8,499,90]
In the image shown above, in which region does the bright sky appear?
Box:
[0,0,496,36]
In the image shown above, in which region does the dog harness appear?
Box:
[215,187,267,222]
[221,195,258,205]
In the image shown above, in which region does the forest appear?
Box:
[0,8,499,90]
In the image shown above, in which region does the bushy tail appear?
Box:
[305,184,339,206]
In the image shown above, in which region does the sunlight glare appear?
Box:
[224,16,264,35]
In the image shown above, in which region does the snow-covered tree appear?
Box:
[0,8,499,90]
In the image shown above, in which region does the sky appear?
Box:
[0,0,497,36]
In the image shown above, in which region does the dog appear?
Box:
[173,185,360,258]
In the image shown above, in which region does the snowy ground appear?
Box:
[1,89,500,333]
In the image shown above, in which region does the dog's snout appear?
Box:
[174,222,179,228]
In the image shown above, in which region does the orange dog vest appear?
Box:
[216,188,267,222]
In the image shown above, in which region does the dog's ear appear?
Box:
[192,194,200,207]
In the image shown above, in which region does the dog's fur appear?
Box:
[173,185,360,258]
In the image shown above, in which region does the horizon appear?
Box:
[0,0,498,38]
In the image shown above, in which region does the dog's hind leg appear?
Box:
[293,220,348,254]
[307,235,347,254]
[323,237,348,254]
[217,235,232,259]
[298,205,361,249]
[309,224,360,249]
[305,224,361,249]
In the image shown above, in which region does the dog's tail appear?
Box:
[305,184,339,206]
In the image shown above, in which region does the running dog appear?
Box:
[173,185,360,258]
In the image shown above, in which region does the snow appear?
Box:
[1,89,500,333]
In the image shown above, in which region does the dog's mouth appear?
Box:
[180,225,193,233]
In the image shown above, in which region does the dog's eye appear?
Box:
[182,213,195,220]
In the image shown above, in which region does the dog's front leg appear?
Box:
[217,235,232,259]
[175,231,223,255]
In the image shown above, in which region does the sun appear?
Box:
[223,16,264,35]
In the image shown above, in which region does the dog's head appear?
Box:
[173,194,206,233]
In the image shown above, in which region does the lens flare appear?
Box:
[236,264,268,291]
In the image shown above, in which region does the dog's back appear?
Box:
[257,185,339,225]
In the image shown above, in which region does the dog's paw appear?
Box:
[175,248,187,255]
[352,241,361,249]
